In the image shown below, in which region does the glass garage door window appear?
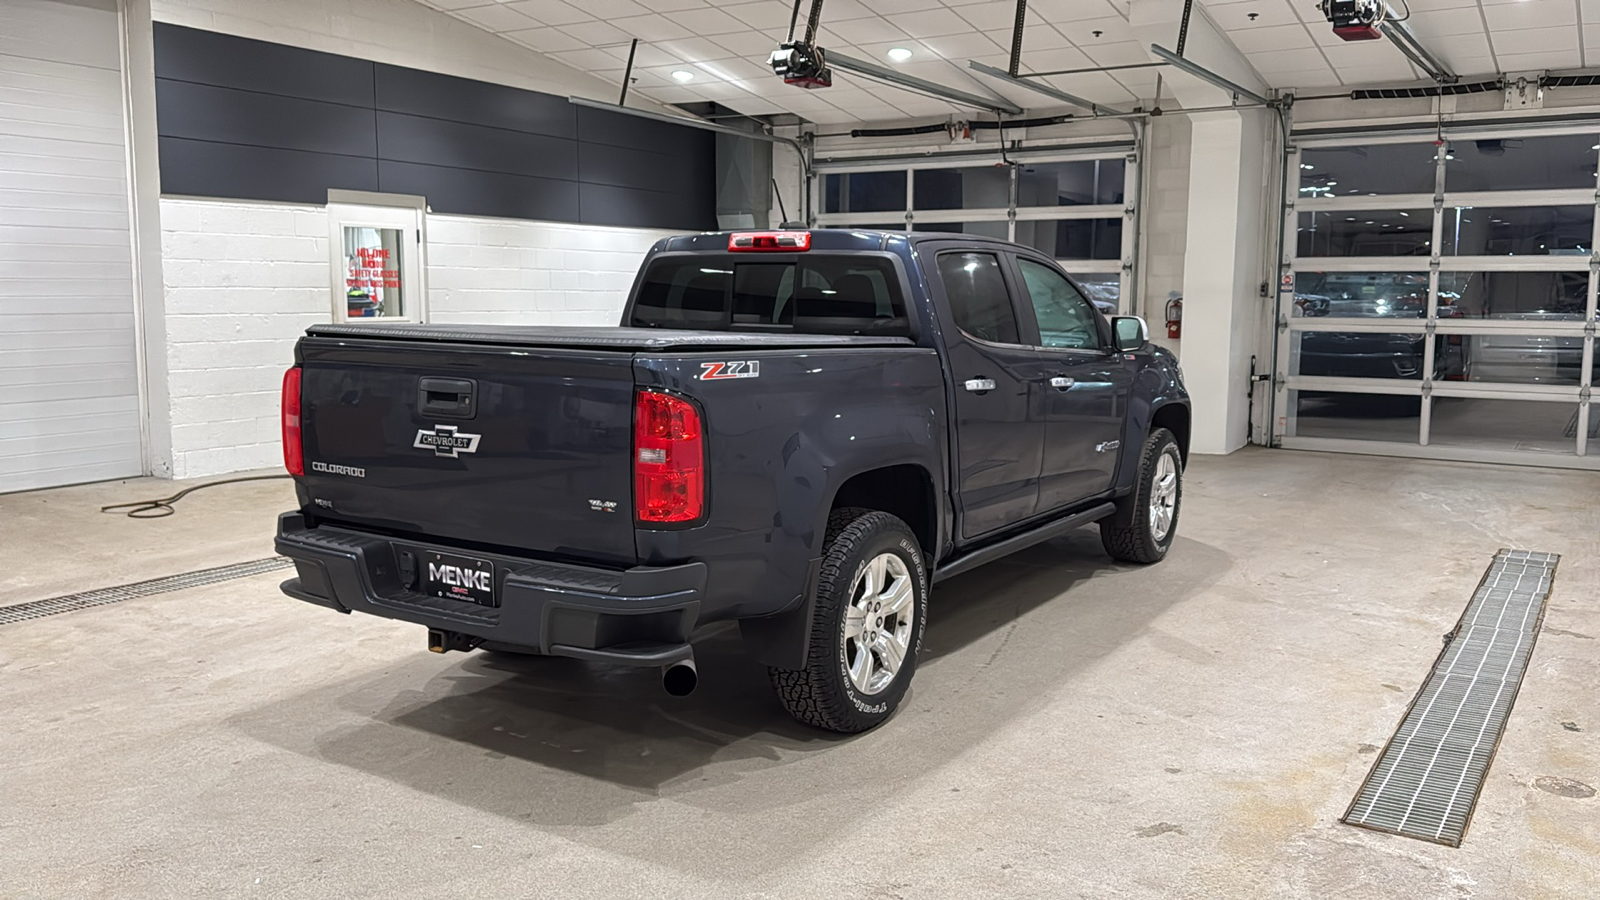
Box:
[1277,127,1600,469]
[815,150,1135,313]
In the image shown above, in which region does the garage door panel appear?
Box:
[0,169,126,198]
[0,325,136,353]
[0,150,127,179]
[2,312,136,333]
[0,55,121,97]
[0,422,142,458]
[0,345,137,370]
[0,242,131,264]
[0,114,123,146]
[0,456,144,494]
[0,262,134,284]
[0,377,137,404]
[0,0,122,70]
[0,362,137,390]
[0,397,141,438]
[0,133,126,162]
[0,442,144,487]
[0,223,132,246]
[0,275,135,299]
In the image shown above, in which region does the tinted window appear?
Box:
[938,252,1018,344]
[822,171,907,213]
[631,255,907,335]
[1017,258,1101,350]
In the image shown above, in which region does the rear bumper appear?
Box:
[274,512,704,667]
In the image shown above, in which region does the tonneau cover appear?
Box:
[306,323,915,351]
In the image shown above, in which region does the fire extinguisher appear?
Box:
[1165,292,1183,340]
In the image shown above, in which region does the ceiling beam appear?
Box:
[827,51,1024,115]
[1380,16,1457,84]
[1149,44,1270,107]
[967,61,1128,116]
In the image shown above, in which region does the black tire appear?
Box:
[768,508,929,733]
[1099,427,1182,564]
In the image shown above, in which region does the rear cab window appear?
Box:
[630,255,909,336]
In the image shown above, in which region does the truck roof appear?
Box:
[656,229,1024,255]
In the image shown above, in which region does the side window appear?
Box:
[937,251,1019,344]
[1017,258,1102,350]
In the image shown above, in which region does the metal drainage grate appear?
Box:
[0,557,293,626]
[1343,548,1560,847]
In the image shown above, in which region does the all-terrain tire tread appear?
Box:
[768,508,912,732]
[1099,428,1180,564]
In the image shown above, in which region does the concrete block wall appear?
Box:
[160,198,328,477]
[159,198,672,478]
[426,216,670,326]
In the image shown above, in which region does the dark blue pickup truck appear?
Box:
[275,230,1190,732]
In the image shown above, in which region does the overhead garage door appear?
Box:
[0,0,143,492]
[1274,124,1599,470]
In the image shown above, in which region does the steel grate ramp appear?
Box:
[0,557,293,626]
[1343,549,1559,847]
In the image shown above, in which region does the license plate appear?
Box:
[422,551,497,607]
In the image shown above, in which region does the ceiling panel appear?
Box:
[418,0,1596,127]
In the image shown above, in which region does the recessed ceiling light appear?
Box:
[887,47,913,62]
[671,70,694,83]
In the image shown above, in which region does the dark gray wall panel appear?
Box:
[580,183,706,231]
[576,104,702,155]
[578,142,682,192]
[374,64,575,139]
[375,111,577,181]
[160,137,379,203]
[379,160,580,222]
[156,79,377,157]
[153,23,374,108]
[154,24,715,231]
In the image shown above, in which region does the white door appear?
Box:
[0,0,143,492]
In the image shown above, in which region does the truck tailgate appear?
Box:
[297,337,639,566]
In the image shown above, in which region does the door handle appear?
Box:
[963,378,997,393]
[1048,376,1076,390]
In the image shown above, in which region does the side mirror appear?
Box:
[1112,316,1149,352]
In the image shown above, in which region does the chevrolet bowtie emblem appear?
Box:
[413,424,481,458]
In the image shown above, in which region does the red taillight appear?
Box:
[729,231,811,252]
[633,390,705,524]
[281,366,304,476]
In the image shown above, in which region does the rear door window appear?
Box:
[631,255,907,335]
[937,251,1020,344]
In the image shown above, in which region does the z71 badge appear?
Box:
[699,360,760,380]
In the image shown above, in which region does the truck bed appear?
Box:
[306,323,916,351]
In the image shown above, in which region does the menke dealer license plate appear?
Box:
[422,552,497,607]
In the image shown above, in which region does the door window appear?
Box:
[938,251,1019,344]
[1016,258,1101,350]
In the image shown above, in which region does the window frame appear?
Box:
[326,197,427,325]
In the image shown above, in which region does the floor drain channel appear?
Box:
[0,557,293,626]
[1343,549,1560,847]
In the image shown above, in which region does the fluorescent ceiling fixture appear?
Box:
[671,70,695,83]
[887,47,913,62]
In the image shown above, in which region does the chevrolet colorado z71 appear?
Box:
[275,229,1190,732]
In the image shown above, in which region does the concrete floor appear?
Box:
[2,449,1596,899]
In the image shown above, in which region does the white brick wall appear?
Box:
[160,198,328,478]
[159,198,673,478]
[427,216,671,327]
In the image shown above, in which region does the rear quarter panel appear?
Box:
[635,347,947,622]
